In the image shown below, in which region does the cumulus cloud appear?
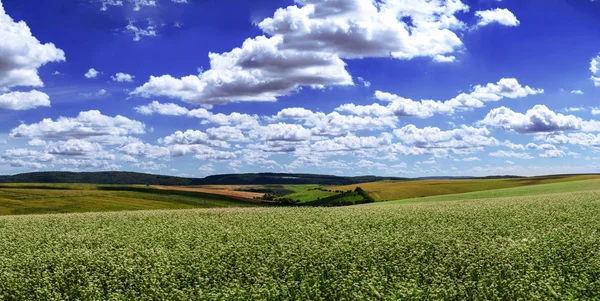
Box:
[126,20,156,41]
[489,150,534,159]
[539,149,565,158]
[342,78,542,118]
[98,0,185,11]
[251,123,312,142]
[475,8,520,27]
[0,2,65,110]
[480,105,600,133]
[591,55,600,87]
[0,90,50,110]
[160,130,229,148]
[571,90,584,95]
[276,107,398,136]
[394,125,498,149]
[47,139,103,156]
[539,133,600,148]
[135,101,189,116]
[132,0,509,105]
[312,134,392,153]
[119,142,170,160]
[111,72,135,82]
[135,101,260,129]
[85,68,100,79]
[10,110,146,139]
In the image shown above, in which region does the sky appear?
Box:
[0,0,599,178]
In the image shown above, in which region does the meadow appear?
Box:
[0,179,599,299]
[331,174,600,201]
[0,184,258,215]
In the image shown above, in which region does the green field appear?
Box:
[1,179,599,299]
[0,184,259,215]
[331,174,600,201]
[273,184,339,203]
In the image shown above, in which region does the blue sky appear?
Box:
[0,0,599,177]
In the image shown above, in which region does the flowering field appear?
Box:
[0,180,599,299]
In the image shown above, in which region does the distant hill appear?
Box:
[0,171,409,186]
[0,172,195,185]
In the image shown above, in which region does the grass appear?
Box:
[0,184,259,215]
[330,174,600,201]
[378,178,600,205]
[275,184,339,203]
[0,179,599,299]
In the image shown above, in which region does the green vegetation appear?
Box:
[304,187,375,206]
[331,174,600,201]
[378,178,600,205]
[0,171,408,186]
[0,184,259,215]
[1,180,599,299]
[274,184,338,203]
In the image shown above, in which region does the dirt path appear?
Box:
[152,186,265,203]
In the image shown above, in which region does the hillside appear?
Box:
[0,184,259,215]
[1,180,599,299]
[0,171,408,186]
[330,174,600,201]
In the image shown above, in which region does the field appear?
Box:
[152,185,265,202]
[331,174,600,201]
[1,179,599,299]
[0,184,259,215]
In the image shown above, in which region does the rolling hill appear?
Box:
[0,171,409,186]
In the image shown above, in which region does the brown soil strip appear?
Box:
[152,185,266,203]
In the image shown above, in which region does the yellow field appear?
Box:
[330,174,600,201]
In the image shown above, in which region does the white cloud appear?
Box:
[160,130,229,148]
[311,134,391,153]
[46,139,103,156]
[455,156,481,162]
[592,107,600,115]
[0,90,50,110]
[502,140,526,151]
[134,101,260,129]
[206,126,248,142]
[350,78,542,118]
[135,161,167,171]
[85,68,100,79]
[475,8,520,27]
[591,55,600,87]
[480,105,600,133]
[0,2,65,110]
[131,0,497,106]
[126,20,157,41]
[393,125,498,149]
[251,123,311,142]
[505,160,515,165]
[489,150,534,159]
[275,107,398,136]
[10,110,146,139]
[571,90,583,95]
[111,72,135,82]
[119,142,170,160]
[539,149,565,158]
[357,77,371,87]
[98,0,185,11]
[135,101,188,116]
[539,133,600,148]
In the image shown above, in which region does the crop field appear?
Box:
[179,184,340,203]
[273,184,339,203]
[0,184,259,215]
[1,179,599,299]
[152,185,265,202]
[331,174,600,201]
